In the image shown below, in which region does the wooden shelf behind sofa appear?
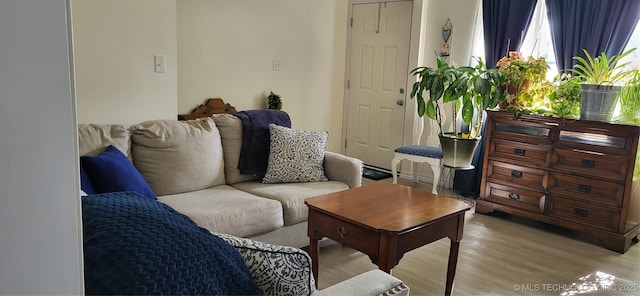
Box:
[178,98,237,120]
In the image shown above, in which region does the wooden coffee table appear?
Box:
[305,182,471,296]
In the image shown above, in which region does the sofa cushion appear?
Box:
[316,269,409,296]
[211,114,261,185]
[82,191,261,295]
[78,124,130,158]
[80,145,156,200]
[130,118,225,196]
[232,181,349,225]
[263,124,329,184]
[158,185,284,237]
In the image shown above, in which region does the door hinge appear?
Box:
[347,80,350,89]
[350,17,353,27]
[344,139,347,149]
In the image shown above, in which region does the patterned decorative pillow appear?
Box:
[215,233,316,296]
[262,124,328,183]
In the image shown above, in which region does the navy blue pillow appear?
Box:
[82,192,262,295]
[80,145,156,200]
[79,164,95,195]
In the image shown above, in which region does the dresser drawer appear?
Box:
[311,211,378,255]
[548,173,624,207]
[547,196,620,232]
[486,160,548,192]
[492,120,553,145]
[551,148,629,182]
[557,126,638,156]
[483,182,545,213]
[488,138,551,167]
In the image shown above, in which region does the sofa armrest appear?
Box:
[316,269,410,296]
[323,151,363,188]
[215,233,316,296]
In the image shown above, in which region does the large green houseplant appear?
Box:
[410,53,506,167]
[571,48,636,121]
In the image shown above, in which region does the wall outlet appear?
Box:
[272,59,281,71]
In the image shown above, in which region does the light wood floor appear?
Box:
[317,178,640,295]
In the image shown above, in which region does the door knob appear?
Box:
[396,99,404,106]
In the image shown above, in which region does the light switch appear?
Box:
[155,55,166,73]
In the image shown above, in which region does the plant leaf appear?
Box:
[461,92,474,124]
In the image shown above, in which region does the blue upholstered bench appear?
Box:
[391,145,443,194]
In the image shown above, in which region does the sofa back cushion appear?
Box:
[211,114,261,184]
[130,118,225,195]
[78,124,130,158]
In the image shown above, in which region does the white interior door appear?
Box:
[345,1,412,170]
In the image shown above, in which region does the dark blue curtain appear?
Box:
[482,0,538,69]
[547,0,640,73]
[453,0,537,198]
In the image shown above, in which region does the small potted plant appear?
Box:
[266,91,282,110]
[616,68,640,124]
[496,51,551,111]
[410,53,506,167]
[548,73,581,119]
[571,48,636,122]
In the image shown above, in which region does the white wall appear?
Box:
[73,0,178,126]
[72,0,479,163]
[73,0,479,153]
[0,0,83,294]
[418,0,480,147]
[177,0,348,151]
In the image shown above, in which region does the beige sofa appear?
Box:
[78,114,362,248]
[78,114,410,295]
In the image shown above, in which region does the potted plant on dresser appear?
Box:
[571,48,636,122]
[616,68,640,124]
[548,73,582,119]
[496,51,552,112]
[409,53,506,168]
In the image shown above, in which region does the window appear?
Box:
[520,0,557,80]
[620,22,640,71]
[472,1,639,76]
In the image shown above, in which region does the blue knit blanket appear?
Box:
[235,110,291,177]
[82,191,262,295]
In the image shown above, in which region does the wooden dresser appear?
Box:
[477,111,640,253]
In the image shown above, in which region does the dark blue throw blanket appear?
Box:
[82,192,262,295]
[235,110,291,177]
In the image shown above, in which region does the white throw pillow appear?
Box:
[262,124,328,183]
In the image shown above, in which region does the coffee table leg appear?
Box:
[310,238,319,288]
[444,239,460,296]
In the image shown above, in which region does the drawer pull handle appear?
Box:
[577,184,592,193]
[336,226,349,238]
[508,193,520,200]
[513,148,526,156]
[580,159,595,168]
[574,208,588,218]
[511,170,523,178]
